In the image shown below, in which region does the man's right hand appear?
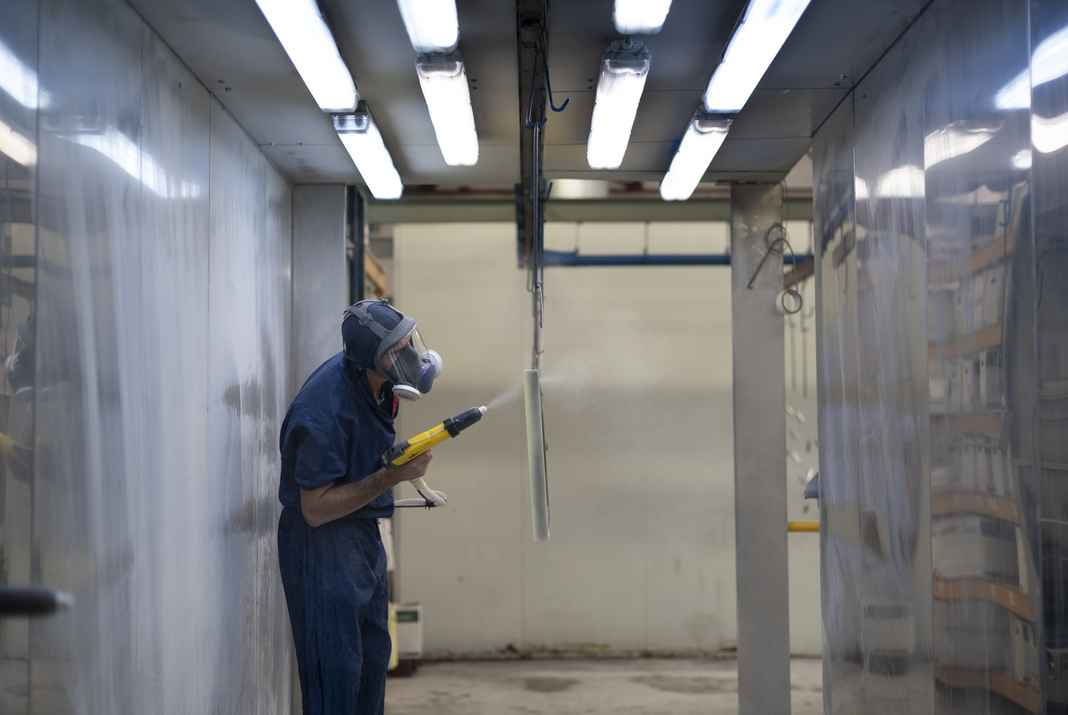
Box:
[391,450,432,485]
[300,450,434,527]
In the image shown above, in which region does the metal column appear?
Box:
[292,184,348,390]
[730,183,791,714]
[347,185,365,304]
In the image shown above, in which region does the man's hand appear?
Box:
[390,450,433,482]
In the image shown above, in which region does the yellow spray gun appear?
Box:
[384,405,487,507]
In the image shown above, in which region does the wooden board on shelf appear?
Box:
[930,232,1016,283]
[929,322,1002,362]
[931,490,1019,523]
[0,274,33,301]
[935,666,1041,713]
[930,412,1004,438]
[365,251,387,298]
[932,576,1032,621]
[783,255,814,289]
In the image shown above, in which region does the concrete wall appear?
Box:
[389,220,821,658]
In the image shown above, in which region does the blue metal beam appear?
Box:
[541,251,813,267]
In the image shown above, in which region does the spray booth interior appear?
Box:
[1,0,1068,712]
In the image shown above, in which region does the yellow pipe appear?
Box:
[788,521,819,533]
[0,431,28,467]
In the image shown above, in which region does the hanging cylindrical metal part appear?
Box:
[524,369,550,541]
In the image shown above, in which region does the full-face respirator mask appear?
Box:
[342,300,443,401]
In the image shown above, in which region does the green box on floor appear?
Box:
[395,602,423,659]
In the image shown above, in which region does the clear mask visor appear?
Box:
[380,328,443,396]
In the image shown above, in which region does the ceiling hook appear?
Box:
[542,51,569,113]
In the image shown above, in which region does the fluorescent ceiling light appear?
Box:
[995,73,1029,111]
[937,184,1011,206]
[1032,25,1068,86]
[703,0,812,113]
[1034,111,1068,154]
[415,54,479,166]
[60,126,200,198]
[0,119,37,167]
[614,0,673,35]
[924,121,999,167]
[855,177,869,201]
[552,180,610,199]
[996,25,1068,110]
[587,40,651,170]
[0,40,49,109]
[1012,149,1032,170]
[874,165,924,199]
[254,0,357,111]
[396,0,459,53]
[659,114,731,201]
[334,107,403,200]
[857,168,926,201]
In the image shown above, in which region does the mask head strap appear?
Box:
[342,299,418,374]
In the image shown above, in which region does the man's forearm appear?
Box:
[299,452,432,527]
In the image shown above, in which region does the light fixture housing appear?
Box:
[659,113,732,201]
[587,40,651,170]
[254,0,357,112]
[703,0,812,113]
[334,106,404,200]
[415,53,479,166]
[396,0,459,53]
[613,0,673,35]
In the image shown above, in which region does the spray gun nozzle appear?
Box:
[443,406,486,436]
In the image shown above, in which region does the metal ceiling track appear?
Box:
[516,0,548,270]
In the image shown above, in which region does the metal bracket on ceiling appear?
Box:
[516,0,550,272]
[516,0,568,370]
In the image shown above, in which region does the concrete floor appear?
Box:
[385,656,824,714]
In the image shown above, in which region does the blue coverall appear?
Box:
[278,352,397,714]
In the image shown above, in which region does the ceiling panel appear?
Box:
[730,88,851,139]
[764,0,929,88]
[711,137,814,174]
[127,0,931,198]
[259,143,359,185]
